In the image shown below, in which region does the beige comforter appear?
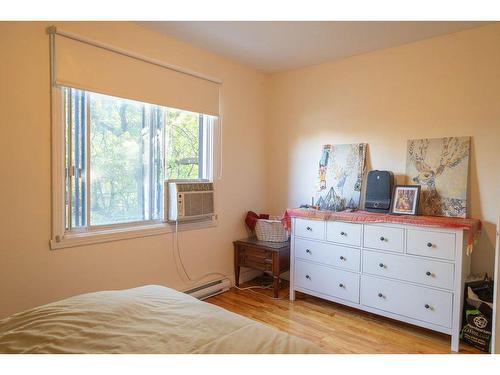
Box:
[0,285,320,354]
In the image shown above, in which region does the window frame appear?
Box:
[50,87,219,250]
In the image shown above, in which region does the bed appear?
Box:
[0,285,321,354]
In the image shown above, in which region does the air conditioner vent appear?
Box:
[202,192,214,214]
[164,181,215,222]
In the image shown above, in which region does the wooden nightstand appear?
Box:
[233,237,290,298]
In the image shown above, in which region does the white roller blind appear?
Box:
[53,33,220,116]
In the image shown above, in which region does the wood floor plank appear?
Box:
[206,280,482,354]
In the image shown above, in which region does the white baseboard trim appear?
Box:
[180,268,262,295]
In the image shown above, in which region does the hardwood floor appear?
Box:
[206,278,482,354]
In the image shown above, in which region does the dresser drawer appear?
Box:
[360,275,452,328]
[295,238,360,272]
[294,259,360,303]
[363,225,404,253]
[326,221,362,247]
[407,229,456,260]
[295,218,325,240]
[362,250,455,290]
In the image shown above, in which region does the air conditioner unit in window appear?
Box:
[164,180,215,222]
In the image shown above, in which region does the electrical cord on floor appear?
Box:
[172,220,287,300]
[233,283,288,301]
[233,282,273,292]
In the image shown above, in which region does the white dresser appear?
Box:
[290,217,471,352]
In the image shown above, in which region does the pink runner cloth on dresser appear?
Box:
[283,208,482,255]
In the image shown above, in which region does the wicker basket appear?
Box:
[255,219,289,242]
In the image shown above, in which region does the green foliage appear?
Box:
[165,109,200,180]
[66,89,204,227]
[90,93,145,225]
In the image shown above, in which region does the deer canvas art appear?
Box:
[406,137,470,218]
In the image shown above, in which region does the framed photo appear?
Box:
[391,185,420,215]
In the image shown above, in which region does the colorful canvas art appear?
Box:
[316,143,367,211]
[406,137,470,218]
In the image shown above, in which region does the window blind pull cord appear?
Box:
[218,85,223,180]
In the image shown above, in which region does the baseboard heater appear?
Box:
[184,279,231,300]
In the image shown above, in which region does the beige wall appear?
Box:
[1,22,499,319]
[0,22,268,318]
[267,23,500,275]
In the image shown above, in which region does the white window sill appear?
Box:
[50,218,218,250]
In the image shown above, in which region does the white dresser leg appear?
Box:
[451,332,459,352]
[289,287,295,301]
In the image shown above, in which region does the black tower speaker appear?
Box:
[364,170,394,213]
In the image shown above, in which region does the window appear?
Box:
[62,87,214,232]
[49,30,221,249]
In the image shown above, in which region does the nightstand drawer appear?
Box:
[361,275,452,328]
[238,245,269,259]
[407,229,456,260]
[294,259,359,303]
[363,225,404,253]
[295,238,360,272]
[295,218,325,240]
[237,245,272,271]
[326,221,362,247]
[363,250,454,290]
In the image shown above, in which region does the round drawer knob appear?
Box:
[378,293,383,298]
[340,256,345,261]
[426,271,432,276]
[339,283,344,288]
[340,231,346,236]
[305,275,311,280]
[380,236,385,241]
[306,249,311,254]
[306,226,312,231]
[379,263,384,268]
[425,304,430,309]
[427,242,433,248]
